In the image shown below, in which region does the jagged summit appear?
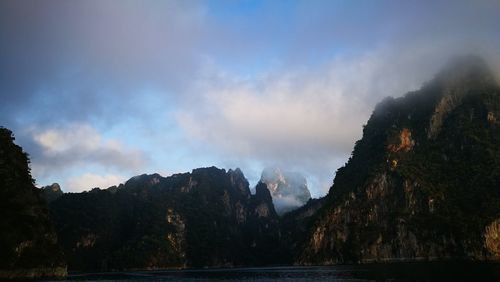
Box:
[260,167,311,215]
[252,181,278,219]
[125,173,163,186]
[47,182,62,192]
[41,183,63,203]
[228,167,245,179]
[46,164,284,270]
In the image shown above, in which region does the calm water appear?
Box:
[45,262,500,282]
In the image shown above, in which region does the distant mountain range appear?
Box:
[2,56,500,278]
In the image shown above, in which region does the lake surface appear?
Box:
[45,262,500,281]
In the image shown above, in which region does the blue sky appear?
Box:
[1,0,500,195]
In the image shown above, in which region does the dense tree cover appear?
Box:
[298,56,500,263]
[3,56,500,272]
[49,168,285,271]
[0,127,65,277]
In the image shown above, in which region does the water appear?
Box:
[46,262,500,281]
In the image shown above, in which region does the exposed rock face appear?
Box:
[49,167,283,271]
[260,167,311,215]
[387,128,414,153]
[485,219,500,259]
[0,127,66,279]
[428,56,495,139]
[280,197,326,259]
[251,182,276,218]
[4,56,499,272]
[297,56,500,264]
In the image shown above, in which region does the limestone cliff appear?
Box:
[297,56,500,264]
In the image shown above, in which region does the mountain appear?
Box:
[260,167,312,215]
[3,55,499,273]
[0,128,66,279]
[296,56,500,264]
[48,167,285,271]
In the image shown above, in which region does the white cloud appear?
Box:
[34,125,102,154]
[64,173,126,193]
[176,51,417,195]
[29,123,147,183]
[179,60,363,157]
[176,44,500,197]
[3,0,500,197]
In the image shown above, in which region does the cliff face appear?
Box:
[0,128,66,279]
[297,56,500,264]
[49,167,284,271]
[4,56,500,272]
[280,197,326,259]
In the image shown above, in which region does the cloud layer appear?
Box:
[1,1,500,194]
[177,45,500,195]
[27,123,146,191]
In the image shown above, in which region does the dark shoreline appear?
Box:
[50,261,500,281]
[56,259,500,279]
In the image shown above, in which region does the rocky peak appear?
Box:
[228,167,244,177]
[41,183,63,203]
[122,173,164,195]
[192,166,226,177]
[251,182,277,218]
[254,181,273,202]
[228,168,251,198]
[48,183,62,192]
[260,167,311,215]
[227,167,245,183]
[125,173,163,186]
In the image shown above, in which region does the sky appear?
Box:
[1,0,500,196]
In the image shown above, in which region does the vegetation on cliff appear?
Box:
[48,168,285,271]
[0,127,66,279]
[2,56,500,274]
[298,56,500,264]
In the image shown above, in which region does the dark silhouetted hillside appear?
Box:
[0,127,66,279]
